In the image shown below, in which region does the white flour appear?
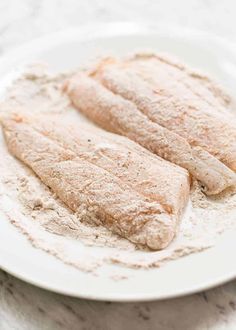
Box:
[0,64,236,277]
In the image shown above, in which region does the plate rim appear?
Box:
[0,257,236,302]
[1,21,236,64]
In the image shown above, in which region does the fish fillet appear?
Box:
[96,53,236,170]
[1,116,189,250]
[65,73,236,195]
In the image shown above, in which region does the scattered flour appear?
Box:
[0,64,236,278]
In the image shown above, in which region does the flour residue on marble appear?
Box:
[0,64,236,278]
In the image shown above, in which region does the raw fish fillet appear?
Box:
[1,116,189,250]
[65,70,236,195]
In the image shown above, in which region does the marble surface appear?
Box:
[0,0,236,329]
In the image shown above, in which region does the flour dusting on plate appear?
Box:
[0,65,236,279]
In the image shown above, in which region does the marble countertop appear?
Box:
[0,1,236,329]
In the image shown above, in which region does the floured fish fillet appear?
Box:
[1,116,189,250]
[96,53,236,170]
[64,73,236,195]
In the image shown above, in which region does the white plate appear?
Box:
[0,22,236,302]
